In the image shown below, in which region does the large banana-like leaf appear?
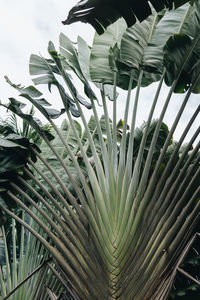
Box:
[63,0,192,35]
[90,18,128,87]
[90,1,200,89]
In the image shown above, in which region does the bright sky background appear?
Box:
[0,0,199,143]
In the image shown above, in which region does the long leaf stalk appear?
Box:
[115,72,165,236]
[2,226,12,292]
[115,70,135,224]
[66,112,122,294]
[119,69,135,170]
[113,70,144,243]
[126,69,144,179]
[153,232,200,300]
[142,167,200,275]
[57,73,115,239]
[51,47,111,201]
[22,168,83,233]
[73,100,114,217]
[112,71,118,178]
[8,185,88,263]
[91,101,117,215]
[66,110,115,241]
[23,168,89,247]
[101,87,112,156]
[41,120,101,223]
[90,98,112,178]
[12,218,17,294]
[56,72,117,258]
[139,107,199,234]
[89,101,127,294]
[130,70,166,195]
[151,129,199,211]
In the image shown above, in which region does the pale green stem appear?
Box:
[130,70,166,196]
[67,110,114,241]
[19,211,25,283]
[101,87,112,156]
[118,69,134,170]
[126,70,144,179]
[115,69,135,227]
[115,70,143,234]
[2,226,12,292]
[91,101,116,214]
[90,99,111,180]
[12,219,18,291]
[116,70,164,231]
[0,263,7,297]
[112,72,118,178]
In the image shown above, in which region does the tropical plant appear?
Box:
[0,1,200,299]
[63,0,194,34]
[0,211,50,300]
[0,113,58,300]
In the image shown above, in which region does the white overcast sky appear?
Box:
[0,0,199,143]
